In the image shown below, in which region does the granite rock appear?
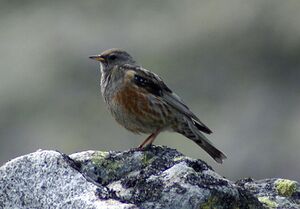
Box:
[0,146,298,208]
[236,178,300,209]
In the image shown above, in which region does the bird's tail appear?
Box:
[192,133,227,163]
[175,118,227,163]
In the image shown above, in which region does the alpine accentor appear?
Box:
[89,48,226,163]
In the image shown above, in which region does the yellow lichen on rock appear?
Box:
[258,196,278,208]
[275,179,297,197]
[91,151,109,165]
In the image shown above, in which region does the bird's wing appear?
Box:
[123,64,212,134]
[162,91,212,134]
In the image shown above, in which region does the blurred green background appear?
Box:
[1,0,300,182]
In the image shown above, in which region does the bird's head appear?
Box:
[89,48,135,74]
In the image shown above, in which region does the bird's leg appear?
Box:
[138,129,161,149]
[138,133,154,149]
[146,129,161,147]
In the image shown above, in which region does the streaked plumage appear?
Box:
[89,48,226,163]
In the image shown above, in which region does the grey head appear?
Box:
[89,48,136,74]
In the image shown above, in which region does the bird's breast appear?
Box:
[109,82,171,133]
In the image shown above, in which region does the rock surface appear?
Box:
[0,146,299,209]
[237,178,300,209]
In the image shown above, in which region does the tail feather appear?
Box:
[176,118,227,163]
[193,133,227,163]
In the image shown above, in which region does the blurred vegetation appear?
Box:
[0,0,300,181]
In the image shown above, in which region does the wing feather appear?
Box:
[122,64,212,134]
[162,92,212,134]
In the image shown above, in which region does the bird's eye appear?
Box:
[109,54,117,60]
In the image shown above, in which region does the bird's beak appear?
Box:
[89,55,105,62]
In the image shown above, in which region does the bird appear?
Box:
[89,48,227,163]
